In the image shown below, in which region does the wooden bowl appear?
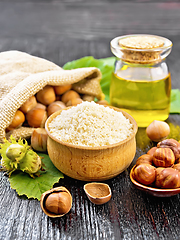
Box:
[130,166,180,197]
[45,106,138,181]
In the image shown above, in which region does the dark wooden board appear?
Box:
[1,1,180,239]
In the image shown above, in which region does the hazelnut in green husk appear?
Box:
[18,149,42,178]
[6,144,27,162]
[0,136,44,177]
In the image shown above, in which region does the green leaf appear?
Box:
[63,56,180,114]
[170,89,180,113]
[8,153,64,201]
[63,56,116,102]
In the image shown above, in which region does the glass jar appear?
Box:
[110,34,173,127]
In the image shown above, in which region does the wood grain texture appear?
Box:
[1,1,180,239]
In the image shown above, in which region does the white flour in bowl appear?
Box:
[48,101,133,147]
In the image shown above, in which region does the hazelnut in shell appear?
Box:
[54,84,72,95]
[157,139,180,161]
[133,163,156,185]
[36,85,56,105]
[173,163,180,172]
[66,98,83,107]
[35,103,46,110]
[31,128,48,152]
[47,101,66,117]
[19,96,37,113]
[84,182,111,205]
[136,154,153,166]
[7,110,25,131]
[26,108,47,128]
[61,90,81,104]
[152,147,175,167]
[146,120,170,142]
[96,100,109,106]
[155,167,180,189]
[147,147,157,157]
[40,186,72,218]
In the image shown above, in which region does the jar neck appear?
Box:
[114,58,169,81]
[115,58,166,69]
[115,58,165,68]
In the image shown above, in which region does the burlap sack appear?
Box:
[0,51,104,143]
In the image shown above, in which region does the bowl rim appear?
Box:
[45,105,138,150]
[130,165,180,194]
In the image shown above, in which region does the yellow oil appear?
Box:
[110,72,171,127]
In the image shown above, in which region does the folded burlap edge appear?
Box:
[0,67,103,143]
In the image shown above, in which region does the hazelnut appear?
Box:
[133,163,156,185]
[6,110,25,131]
[35,103,46,110]
[157,139,180,161]
[47,101,66,117]
[26,108,47,128]
[54,84,72,95]
[146,120,170,142]
[155,167,180,189]
[153,147,175,167]
[31,128,48,152]
[96,100,109,105]
[61,90,80,104]
[66,98,83,107]
[36,85,56,105]
[19,96,37,113]
[136,154,153,166]
[40,187,72,218]
[147,147,157,156]
[173,163,180,172]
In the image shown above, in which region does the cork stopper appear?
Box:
[118,35,165,64]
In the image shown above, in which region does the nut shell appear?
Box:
[147,147,157,156]
[61,90,81,104]
[155,167,180,189]
[133,163,156,185]
[40,186,72,218]
[7,110,25,131]
[136,154,153,166]
[36,85,56,105]
[84,182,111,205]
[146,120,170,142]
[157,139,180,161]
[172,163,180,172]
[153,147,175,167]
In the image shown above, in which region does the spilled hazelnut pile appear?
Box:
[133,138,180,189]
